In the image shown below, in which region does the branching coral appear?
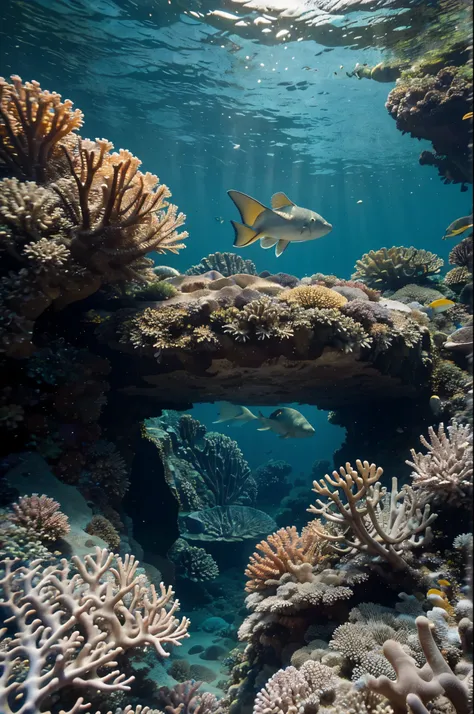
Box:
[185,251,257,277]
[0,548,190,713]
[406,422,473,505]
[181,505,276,542]
[352,247,444,289]
[157,680,218,714]
[9,493,70,542]
[386,66,472,186]
[0,74,84,182]
[308,460,437,572]
[366,616,472,714]
[245,524,328,592]
[168,538,219,581]
[253,660,340,714]
[281,285,348,309]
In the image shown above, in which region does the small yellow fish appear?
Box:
[427,298,455,314]
[438,578,451,588]
[429,395,442,416]
[462,111,473,120]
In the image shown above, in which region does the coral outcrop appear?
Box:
[0,75,188,357]
[352,247,444,290]
[181,505,276,542]
[9,493,70,542]
[168,538,219,581]
[185,251,257,277]
[386,65,473,187]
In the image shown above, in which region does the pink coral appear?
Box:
[10,493,70,541]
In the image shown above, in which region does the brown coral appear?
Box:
[444,266,471,287]
[245,524,328,592]
[281,285,348,309]
[352,247,443,290]
[0,75,84,182]
[10,494,70,542]
[86,514,121,549]
[449,236,473,271]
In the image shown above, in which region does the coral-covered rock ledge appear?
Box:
[116,351,426,408]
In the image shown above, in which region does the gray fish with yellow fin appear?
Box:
[257,407,315,439]
[443,215,473,240]
[227,190,332,257]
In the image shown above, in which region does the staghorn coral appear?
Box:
[366,616,472,714]
[157,680,218,714]
[9,493,70,542]
[308,460,437,572]
[0,74,84,182]
[386,66,472,187]
[245,524,328,592]
[181,505,276,542]
[53,137,188,279]
[281,285,348,310]
[0,547,190,714]
[406,422,473,506]
[449,237,473,272]
[352,247,444,290]
[185,251,257,277]
[85,514,121,549]
[168,538,219,581]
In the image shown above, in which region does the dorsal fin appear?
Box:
[271,192,295,210]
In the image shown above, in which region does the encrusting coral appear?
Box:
[406,422,473,506]
[0,547,190,713]
[307,460,437,573]
[0,75,188,358]
[9,493,70,542]
[352,247,444,289]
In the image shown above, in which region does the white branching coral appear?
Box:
[0,547,190,713]
[307,460,437,572]
[23,237,70,270]
[0,178,63,240]
[406,422,473,505]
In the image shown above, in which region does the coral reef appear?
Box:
[9,493,70,542]
[0,547,190,713]
[406,422,473,506]
[86,513,121,549]
[253,460,292,505]
[157,680,218,714]
[0,75,188,357]
[386,65,473,187]
[352,247,444,289]
[186,251,257,277]
[168,538,219,581]
[308,460,436,573]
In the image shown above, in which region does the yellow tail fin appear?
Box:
[228,190,267,226]
[232,221,260,247]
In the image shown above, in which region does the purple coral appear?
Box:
[341,299,391,328]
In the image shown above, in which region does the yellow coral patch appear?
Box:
[282,285,348,309]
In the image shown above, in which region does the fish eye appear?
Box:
[310,217,316,222]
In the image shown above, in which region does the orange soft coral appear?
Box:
[245,524,327,592]
[0,75,83,182]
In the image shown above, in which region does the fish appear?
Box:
[463,111,473,120]
[426,298,456,314]
[227,190,332,257]
[213,402,258,426]
[443,215,473,239]
[256,407,315,439]
[429,395,443,417]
